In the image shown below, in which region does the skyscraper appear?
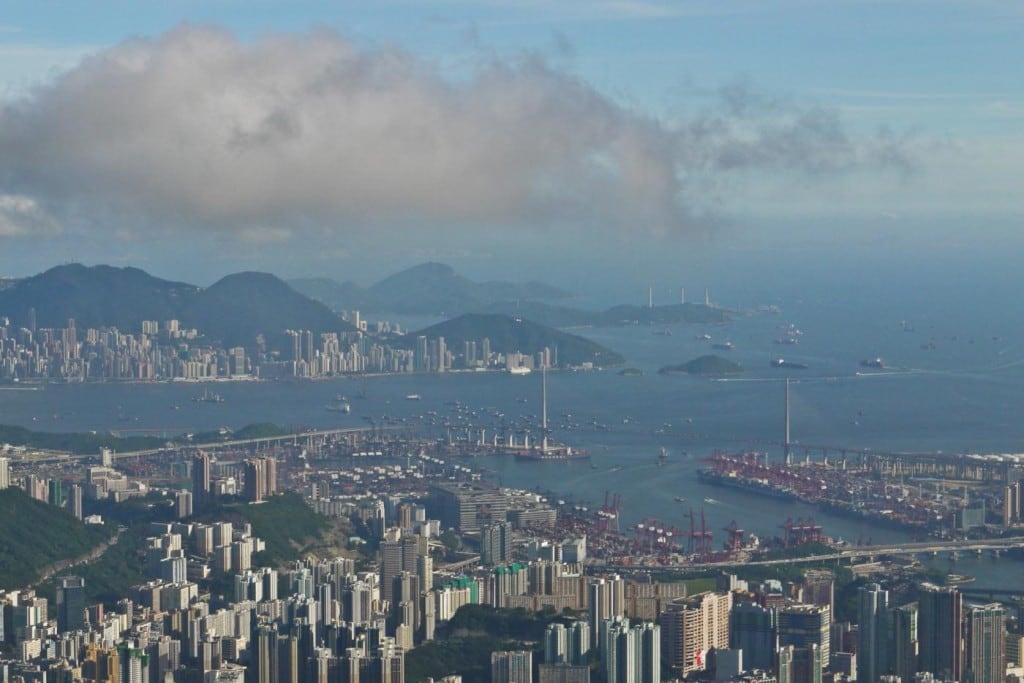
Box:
[857,583,889,683]
[57,576,86,633]
[892,602,920,683]
[778,604,830,666]
[192,452,211,510]
[0,456,10,489]
[918,583,963,682]
[730,601,777,671]
[966,604,1004,683]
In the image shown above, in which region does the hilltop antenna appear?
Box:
[784,379,792,465]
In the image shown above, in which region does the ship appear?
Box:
[697,467,799,501]
[193,388,225,403]
[405,394,422,401]
[326,400,351,414]
[712,341,734,351]
[771,359,808,369]
[507,366,532,375]
[859,358,885,368]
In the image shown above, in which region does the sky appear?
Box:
[0,1,1022,291]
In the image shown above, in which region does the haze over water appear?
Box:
[3,250,1024,586]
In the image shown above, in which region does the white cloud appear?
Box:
[0,24,915,243]
[0,194,60,237]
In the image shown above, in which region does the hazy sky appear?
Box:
[0,1,1021,289]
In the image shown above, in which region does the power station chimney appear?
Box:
[704,287,710,306]
[648,286,653,309]
[680,286,685,305]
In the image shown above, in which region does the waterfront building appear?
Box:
[428,482,507,532]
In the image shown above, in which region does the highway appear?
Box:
[600,536,1024,572]
[6,426,390,464]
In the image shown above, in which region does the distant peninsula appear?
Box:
[400,313,624,368]
[659,355,744,376]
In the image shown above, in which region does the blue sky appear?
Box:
[0,1,1021,286]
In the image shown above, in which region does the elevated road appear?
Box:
[6,426,394,465]
[600,536,1024,572]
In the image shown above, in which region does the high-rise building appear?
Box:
[56,576,86,633]
[802,570,835,615]
[892,602,920,683]
[792,645,823,683]
[192,452,211,510]
[0,456,9,489]
[176,490,193,519]
[546,623,569,664]
[601,618,660,683]
[659,592,732,677]
[492,650,533,683]
[965,604,1004,683]
[918,583,963,682]
[857,583,889,683]
[379,530,424,604]
[70,483,83,520]
[731,601,777,671]
[778,604,830,666]
[118,643,150,683]
[589,575,625,647]
[481,522,513,566]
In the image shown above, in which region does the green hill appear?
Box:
[0,424,166,454]
[183,272,353,348]
[659,354,744,376]
[401,313,624,367]
[0,263,197,331]
[212,492,337,565]
[0,488,110,589]
[0,264,354,354]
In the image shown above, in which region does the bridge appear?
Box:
[6,426,397,465]
[599,536,1024,572]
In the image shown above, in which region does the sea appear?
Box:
[3,250,1024,589]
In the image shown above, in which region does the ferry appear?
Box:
[326,400,351,414]
[404,394,422,401]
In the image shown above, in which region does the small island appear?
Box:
[659,354,744,376]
